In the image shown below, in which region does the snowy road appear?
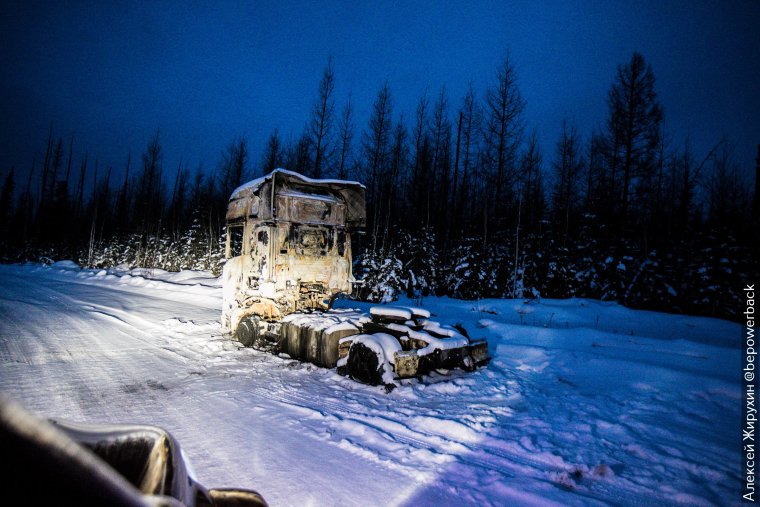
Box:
[0,263,744,506]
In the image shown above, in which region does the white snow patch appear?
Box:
[410,416,480,443]
[51,260,81,270]
[370,306,412,320]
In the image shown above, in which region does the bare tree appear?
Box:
[430,87,452,231]
[551,119,584,239]
[38,124,54,217]
[457,83,480,222]
[707,141,747,229]
[381,117,408,250]
[76,152,87,215]
[519,130,544,230]
[219,137,249,201]
[673,138,721,231]
[0,169,14,232]
[308,58,335,178]
[137,131,164,236]
[584,131,605,214]
[336,95,354,180]
[169,159,189,236]
[261,129,284,175]
[362,82,393,250]
[483,53,525,223]
[115,153,131,233]
[286,131,312,174]
[408,91,430,228]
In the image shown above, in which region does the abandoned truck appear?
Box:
[221,169,488,385]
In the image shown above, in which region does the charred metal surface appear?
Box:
[393,351,420,378]
[469,340,491,365]
[348,310,489,382]
[253,304,492,384]
[225,170,365,227]
[222,169,489,384]
[279,318,358,368]
[222,169,365,335]
[338,339,351,362]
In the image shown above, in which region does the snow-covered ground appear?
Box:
[0,262,743,506]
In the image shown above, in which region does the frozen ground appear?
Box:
[0,262,743,506]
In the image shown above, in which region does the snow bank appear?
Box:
[50,260,81,271]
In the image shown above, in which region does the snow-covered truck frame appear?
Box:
[222,169,488,385]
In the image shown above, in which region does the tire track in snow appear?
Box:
[33,283,203,368]
[0,267,202,419]
[243,377,675,506]
[244,384,523,474]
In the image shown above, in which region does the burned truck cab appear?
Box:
[222,169,366,339]
[222,169,488,385]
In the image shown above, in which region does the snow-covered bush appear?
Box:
[398,228,439,298]
[356,248,405,302]
[76,225,225,276]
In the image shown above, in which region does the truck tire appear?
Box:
[345,342,383,385]
[234,316,260,347]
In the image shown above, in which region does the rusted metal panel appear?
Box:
[275,192,345,226]
[222,169,362,334]
[228,169,365,226]
[279,318,360,368]
[469,341,490,364]
[394,351,420,378]
[226,197,249,221]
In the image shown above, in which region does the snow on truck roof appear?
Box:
[278,190,340,203]
[227,168,366,227]
[229,168,365,200]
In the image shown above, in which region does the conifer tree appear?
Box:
[604,52,663,227]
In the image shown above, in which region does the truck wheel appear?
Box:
[346,342,383,385]
[234,316,260,347]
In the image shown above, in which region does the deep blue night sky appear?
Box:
[2,1,758,192]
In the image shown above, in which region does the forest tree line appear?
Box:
[0,52,757,320]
